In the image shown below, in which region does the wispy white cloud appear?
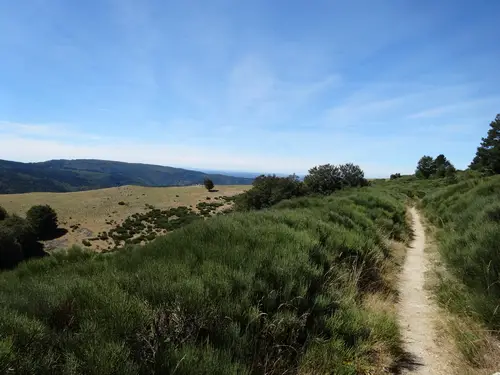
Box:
[407,97,500,119]
[0,121,103,141]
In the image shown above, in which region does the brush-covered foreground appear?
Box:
[0,189,410,374]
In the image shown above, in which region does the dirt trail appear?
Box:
[398,207,455,374]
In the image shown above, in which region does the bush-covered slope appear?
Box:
[0,159,253,194]
[421,175,500,330]
[0,189,409,374]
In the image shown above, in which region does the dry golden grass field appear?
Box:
[0,185,250,251]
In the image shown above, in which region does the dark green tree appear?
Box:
[304,164,343,195]
[445,164,458,183]
[338,163,368,187]
[0,225,24,269]
[415,156,436,179]
[0,205,7,221]
[469,114,500,175]
[0,215,45,269]
[433,154,451,177]
[203,177,215,192]
[26,205,58,239]
[304,163,367,194]
[390,173,401,180]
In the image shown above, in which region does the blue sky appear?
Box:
[1,0,499,176]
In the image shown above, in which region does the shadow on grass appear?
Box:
[20,241,49,264]
[40,227,68,241]
[208,189,219,193]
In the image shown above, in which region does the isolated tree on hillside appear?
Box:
[203,177,215,191]
[469,114,500,175]
[415,156,436,179]
[26,205,58,239]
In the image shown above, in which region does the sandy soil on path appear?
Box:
[398,207,456,375]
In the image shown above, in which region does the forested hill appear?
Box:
[0,159,254,194]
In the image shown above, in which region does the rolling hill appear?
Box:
[0,159,254,194]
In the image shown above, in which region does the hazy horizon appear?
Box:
[1,0,499,175]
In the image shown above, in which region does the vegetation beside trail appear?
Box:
[380,112,500,370]
[413,114,500,368]
[0,187,411,374]
[421,177,500,328]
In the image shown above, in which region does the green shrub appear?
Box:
[26,205,58,239]
[235,174,306,211]
[118,201,126,206]
[0,225,24,269]
[0,206,7,221]
[82,239,91,247]
[390,173,401,180]
[0,215,44,269]
[304,163,367,195]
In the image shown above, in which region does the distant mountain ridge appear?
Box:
[0,159,254,194]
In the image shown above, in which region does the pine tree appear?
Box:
[470,114,500,175]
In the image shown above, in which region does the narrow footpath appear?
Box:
[398,207,454,374]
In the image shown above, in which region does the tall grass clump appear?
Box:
[0,190,410,374]
[421,175,500,330]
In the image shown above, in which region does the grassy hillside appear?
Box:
[0,188,411,374]
[0,159,254,194]
[421,176,500,329]
[0,185,248,251]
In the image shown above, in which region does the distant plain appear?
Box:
[0,184,250,251]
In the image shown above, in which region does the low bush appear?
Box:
[0,206,7,221]
[0,214,45,269]
[235,174,307,211]
[107,206,204,248]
